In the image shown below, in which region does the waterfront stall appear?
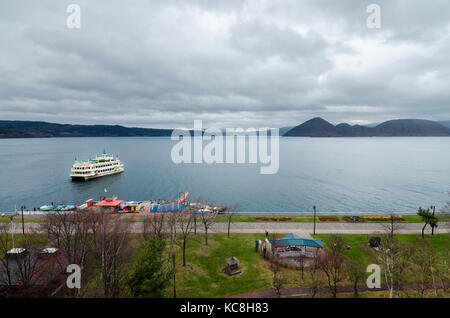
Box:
[94,197,124,213]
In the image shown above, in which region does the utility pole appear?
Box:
[172,253,176,298]
[313,206,317,236]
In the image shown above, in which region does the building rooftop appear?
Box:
[226,257,240,266]
[41,248,58,254]
[94,197,124,207]
[270,233,324,248]
[7,248,26,254]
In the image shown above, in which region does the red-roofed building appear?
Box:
[94,197,124,213]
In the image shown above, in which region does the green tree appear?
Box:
[128,235,172,297]
[417,208,438,239]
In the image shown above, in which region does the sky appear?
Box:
[0,0,449,129]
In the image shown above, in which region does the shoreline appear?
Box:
[1,210,434,216]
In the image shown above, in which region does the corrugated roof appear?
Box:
[270,233,324,248]
[95,197,124,207]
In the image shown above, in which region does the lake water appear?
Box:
[0,137,449,215]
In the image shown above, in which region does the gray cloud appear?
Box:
[0,0,449,128]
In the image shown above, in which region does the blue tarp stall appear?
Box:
[150,203,185,212]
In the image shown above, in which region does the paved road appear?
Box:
[230,282,450,298]
[7,221,450,235]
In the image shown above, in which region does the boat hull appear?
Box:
[70,169,124,181]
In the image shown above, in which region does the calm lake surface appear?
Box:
[0,137,449,214]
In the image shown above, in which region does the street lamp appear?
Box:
[9,215,15,249]
[21,205,26,235]
[313,206,317,236]
[430,205,436,235]
[172,253,176,298]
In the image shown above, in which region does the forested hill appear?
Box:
[0,121,174,138]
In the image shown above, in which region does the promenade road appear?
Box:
[7,221,450,237]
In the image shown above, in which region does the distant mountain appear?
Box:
[284,118,450,137]
[335,123,373,136]
[278,126,294,136]
[1,119,449,139]
[284,117,339,137]
[0,121,174,138]
[438,121,450,129]
[373,119,450,136]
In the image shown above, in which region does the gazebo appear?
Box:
[269,233,324,259]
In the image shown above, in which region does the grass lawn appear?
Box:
[173,233,273,297]
[216,213,450,223]
[313,233,450,266]
[170,232,449,297]
[120,213,450,223]
[1,231,448,298]
[0,216,45,223]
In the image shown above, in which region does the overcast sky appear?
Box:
[0,0,449,128]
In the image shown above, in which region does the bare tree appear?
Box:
[0,223,14,287]
[225,204,239,239]
[318,235,345,298]
[308,256,322,298]
[175,209,196,266]
[382,213,403,237]
[198,210,216,246]
[269,262,287,298]
[41,209,93,296]
[372,234,404,298]
[393,244,414,297]
[413,241,432,297]
[167,211,178,250]
[13,234,42,295]
[435,239,449,293]
[93,212,131,297]
[345,260,365,298]
[0,226,45,297]
[427,245,441,298]
[143,213,167,240]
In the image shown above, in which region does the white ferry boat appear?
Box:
[70,150,124,181]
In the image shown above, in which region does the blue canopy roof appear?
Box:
[270,233,324,248]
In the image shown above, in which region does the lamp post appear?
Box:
[313,206,316,236]
[194,214,197,235]
[10,215,14,249]
[21,205,26,235]
[430,205,436,235]
[172,253,176,298]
